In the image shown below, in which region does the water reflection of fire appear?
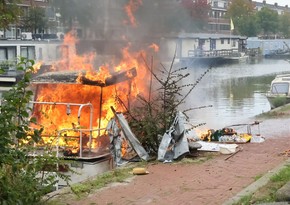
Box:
[31,32,159,157]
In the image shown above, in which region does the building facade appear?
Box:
[207,0,290,34]
[2,0,59,40]
[1,0,290,40]
[208,0,231,34]
[254,1,289,14]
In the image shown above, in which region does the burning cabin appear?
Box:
[29,67,138,186]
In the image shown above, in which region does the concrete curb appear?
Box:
[223,158,290,205]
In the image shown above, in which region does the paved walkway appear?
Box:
[58,136,290,205]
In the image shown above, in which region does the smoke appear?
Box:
[73,0,194,62]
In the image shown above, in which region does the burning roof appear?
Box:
[32,67,137,87]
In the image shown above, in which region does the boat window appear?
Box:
[0,48,7,60]
[271,83,289,94]
[20,46,35,60]
[7,47,16,60]
[210,39,216,50]
[232,40,236,47]
[39,47,43,60]
[0,47,16,61]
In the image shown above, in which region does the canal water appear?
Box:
[179,58,290,133]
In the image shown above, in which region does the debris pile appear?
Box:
[200,122,263,144]
[107,106,149,167]
[108,110,265,166]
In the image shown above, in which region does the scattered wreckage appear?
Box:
[157,118,265,162]
[107,110,265,166]
[107,106,149,167]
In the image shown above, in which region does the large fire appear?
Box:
[31,32,159,153]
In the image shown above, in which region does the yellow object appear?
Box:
[132,167,149,175]
[240,133,252,142]
[230,18,235,30]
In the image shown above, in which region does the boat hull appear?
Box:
[266,95,290,109]
[180,56,226,67]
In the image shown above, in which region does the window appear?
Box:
[0,48,7,61]
[20,46,35,60]
[39,47,43,60]
[228,39,230,44]
[0,47,17,70]
[221,39,224,44]
[220,25,228,31]
[210,39,216,50]
[271,83,289,94]
[214,11,219,18]
[232,40,236,47]
[0,47,16,61]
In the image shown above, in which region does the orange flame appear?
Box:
[31,32,159,150]
[32,61,43,73]
[149,43,159,52]
[124,0,143,27]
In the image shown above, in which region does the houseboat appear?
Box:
[159,33,248,67]
[0,39,63,85]
[266,74,290,109]
[247,37,290,58]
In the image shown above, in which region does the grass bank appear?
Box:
[234,164,290,204]
[256,104,290,119]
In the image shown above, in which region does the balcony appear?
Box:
[208,17,230,24]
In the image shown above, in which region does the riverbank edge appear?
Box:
[222,158,290,205]
[223,103,290,205]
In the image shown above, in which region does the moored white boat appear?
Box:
[265,74,290,109]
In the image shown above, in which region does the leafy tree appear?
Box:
[279,11,290,38]
[235,15,260,37]
[0,0,21,31]
[21,6,48,33]
[227,0,255,35]
[227,0,255,19]
[0,58,69,204]
[180,0,211,31]
[256,7,279,36]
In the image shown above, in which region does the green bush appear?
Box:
[271,96,288,108]
[0,58,69,205]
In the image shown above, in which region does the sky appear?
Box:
[255,0,289,6]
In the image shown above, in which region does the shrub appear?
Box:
[0,58,69,205]
[127,56,211,154]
